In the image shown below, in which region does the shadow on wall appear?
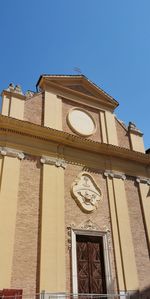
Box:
[127,287,150,299]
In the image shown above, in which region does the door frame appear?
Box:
[71,229,112,294]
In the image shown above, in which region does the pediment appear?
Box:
[37,74,119,110]
[64,84,94,97]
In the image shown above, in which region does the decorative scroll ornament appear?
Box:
[71,172,102,212]
[136,177,150,185]
[79,219,100,230]
[67,219,111,249]
[104,170,126,180]
[40,156,67,169]
[0,147,25,160]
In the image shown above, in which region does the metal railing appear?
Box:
[2,291,150,299]
[40,292,131,299]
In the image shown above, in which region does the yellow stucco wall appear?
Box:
[2,95,10,116]
[40,163,66,292]
[106,176,139,292]
[130,133,145,153]
[105,111,118,146]
[9,96,24,120]
[106,177,125,291]
[2,94,25,120]
[44,92,62,130]
[113,178,139,291]
[100,111,108,143]
[0,156,20,288]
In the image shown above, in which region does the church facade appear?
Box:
[0,75,150,298]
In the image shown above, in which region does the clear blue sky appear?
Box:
[0,0,149,148]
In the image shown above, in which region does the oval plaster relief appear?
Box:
[67,108,96,136]
[71,172,102,212]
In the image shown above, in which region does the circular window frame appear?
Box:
[67,107,97,137]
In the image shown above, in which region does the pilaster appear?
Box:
[105,171,139,292]
[105,111,118,145]
[128,122,145,153]
[0,149,24,288]
[1,84,25,120]
[44,91,62,129]
[40,156,66,292]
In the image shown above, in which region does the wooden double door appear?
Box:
[76,235,106,294]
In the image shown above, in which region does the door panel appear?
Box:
[77,237,90,293]
[76,235,106,294]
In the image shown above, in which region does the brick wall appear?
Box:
[64,164,117,293]
[125,177,150,292]
[11,156,41,296]
[24,93,43,125]
[115,119,130,149]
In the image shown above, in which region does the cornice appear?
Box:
[0,114,150,167]
[1,90,26,100]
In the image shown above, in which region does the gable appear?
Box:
[37,74,119,111]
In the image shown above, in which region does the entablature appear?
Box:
[0,114,149,178]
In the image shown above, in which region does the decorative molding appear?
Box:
[71,172,102,212]
[67,107,96,137]
[0,147,25,160]
[128,121,143,136]
[40,155,67,169]
[104,170,126,180]
[6,83,23,95]
[67,219,111,249]
[79,219,100,230]
[25,90,35,97]
[0,114,149,169]
[136,177,150,185]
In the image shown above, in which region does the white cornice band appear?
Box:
[136,177,150,185]
[104,170,126,180]
[0,147,25,160]
[40,156,67,169]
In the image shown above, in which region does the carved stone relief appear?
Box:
[71,172,102,212]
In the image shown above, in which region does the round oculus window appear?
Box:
[67,108,96,136]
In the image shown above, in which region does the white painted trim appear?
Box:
[71,229,112,294]
[71,230,78,294]
[119,291,127,299]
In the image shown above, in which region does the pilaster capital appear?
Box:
[104,170,126,180]
[40,155,67,169]
[0,147,25,160]
[136,177,150,185]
